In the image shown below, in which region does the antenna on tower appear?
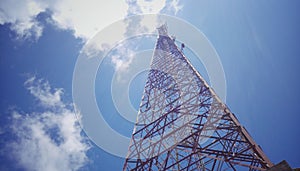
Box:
[157,23,168,36]
[180,43,185,51]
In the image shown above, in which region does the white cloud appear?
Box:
[0,0,183,40]
[111,44,135,72]
[24,76,64,107]
[136,0,167,14]
[50,0,129,39]
[0,0,128,40]
[0,0,45,40]
[1,0,183,73]
[163,0,183,15]
[9,77,90,171]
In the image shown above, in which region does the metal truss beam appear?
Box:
[123,24,273,171]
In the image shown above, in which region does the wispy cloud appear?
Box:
[111,45,135,72]
[24,76,64,107]
[7,76,90,171]
[0,0,44,40]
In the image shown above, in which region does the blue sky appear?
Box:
[0,0,299,170]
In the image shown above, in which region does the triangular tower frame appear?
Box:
[123,24,273,171]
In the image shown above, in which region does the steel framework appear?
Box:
[123,25,273,171]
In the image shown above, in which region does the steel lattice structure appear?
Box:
[123,25,273,171]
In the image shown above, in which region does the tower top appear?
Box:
[157,23,168,36]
